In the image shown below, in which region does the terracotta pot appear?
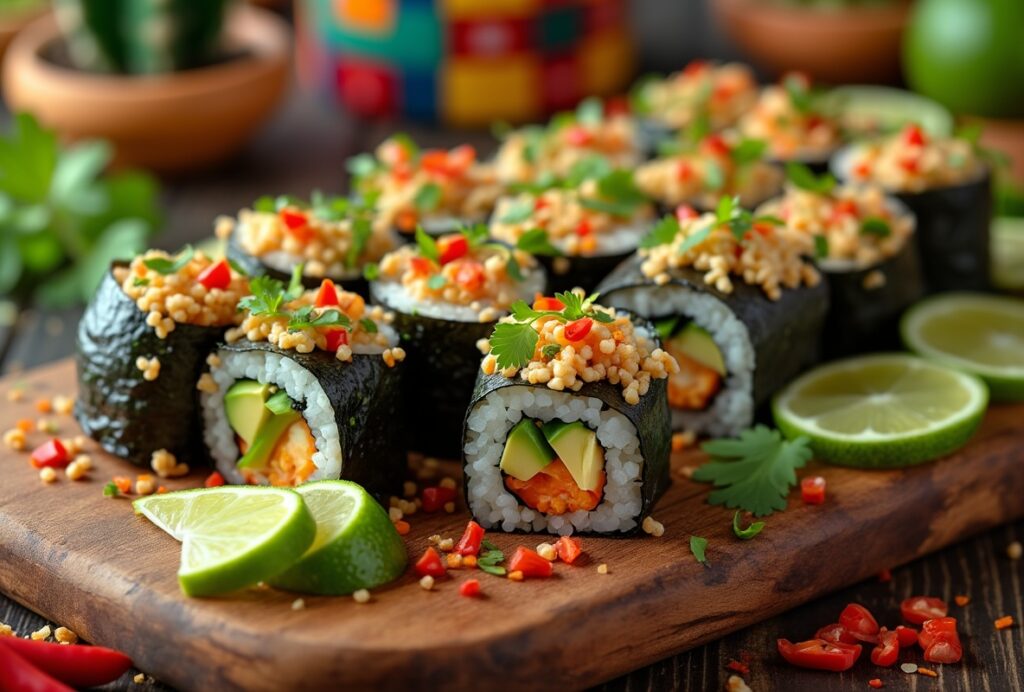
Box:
[713,0,910,85]
[2,5,290,174]
[0,4,45,62]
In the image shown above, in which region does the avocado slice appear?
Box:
[225,380,274,447]
[236,407,302,471]
[670,323,727,376]
[541,421,604,492]
[499,419,555,482]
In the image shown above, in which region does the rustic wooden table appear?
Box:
[1,93,1021,692]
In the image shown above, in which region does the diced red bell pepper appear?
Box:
[903,123,927,147]
[918,617,958,650]
[831,199,858,219]
[459,578,481,598]
[454,261,486,292]
[414,547,446,578]
[0,639,75,692]
[508,546,554,579]
[410,257,434,277]
[280,209,314,243]
[391,162,413,183]
[801,476,826,505]
[870,628,900,667]
[420,149,451,176]
[725,660,750,676]
[806,114,825,130]
[868,679,884,689]
[534,197,548,212]
[438,235,469,265]
[815,623,858,646]
[895,625,918,647]
[447,145,476,174]
[777,638,862,672]
[420,486,457,513]
[379,139,411,167]
[30,439,69,469]
[0,636,132,688]
[197,259,231,291]
[682,60,709,78]
[555,536,583,565]
[565,126,594,147]
[676,160,695,183]
[323,329,349,353]
[315,279,340,307]
[702,134,731,158]
[575,219,593,237]
[533,296,564,311]
[898,157,919,174]
[455,520,485,556]
[901,596,948,625]
[204,471,225,488]
[675,204,699,222]
[853,161,872,179]
[564,318,593,342]
[923,635,963,664]
[839,603,880,642]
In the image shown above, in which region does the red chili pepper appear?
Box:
[918,617,959,650]
[315,279,340,307]
[555,536,583,565]
[869,679,884,689]
[702,134,731,158]
[323,329,349,353]
[895,625,918,647]
[575,219,593,237]
[459,578,482,598]
[675,204,699,222]
[0,639,74,692]
[565,125,594,147]
[508,546,554,579]
[564,318,593,342]
[801,476,826,505]
[0,637,132,688]
[409,257,434,277]
[455,520,485,556]
[903,123,927,147]
[815,623,858,646]
[30,439,68,469]
[414,547,446,578]
[204,471,225,488]
[839,604,880,642]
[438,235,469,265]
[454,261,486,292]
[776,639,861,672]
[533,296,564,311]
[420,486,457,513]
[196,259,231,291]
[725,660,750,676]
[901,597,948,625]
[676,160,695,182]
[870,628,900,667]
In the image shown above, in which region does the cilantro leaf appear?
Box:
[463,223,490,247]
[132,277,149,287]
[731,139,767,166]
[541,343,561,359]
[783,73,813,114]
[505,254,523,282]
[516,228,563,257]
[415,227,439,262]
[596,170,646,207]
[287,306,351,332]
[860,217,891,238]
[677,223,713,255]
[239,275,288,316]
[360,318,378,333]
[813,234,829,259]
[702,160,725,191]
[285,264,305,301]
[509,299,541,322]
[413,183,442,212]
[689,536,709,567]
[785,162,836,195]
[499,197,535,224]
[579,197,639,217]
[363,263,380,281]
[102,481,120,498]
[143,245,193,275]
[253,195,276,212]
[346,153,379,179]
[692,425,812,517]
[556,290,585,320]
[478,563,507,577]
[732,511,765,540]
[345,218,372,268]
[640,215,681,249]
[489,322,539,370]
[566,154,613,186]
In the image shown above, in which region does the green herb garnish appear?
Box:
[477,543,507,577]
[413,182,442,213]
[575,97,604,127]
[226,258,249,277]
[142,245,193,275]
[702,160,725,191]
[345,153,379,179]
[640,216,681,249]
[287,305,351,332]
[730,138,767,166]
[541,343,562,360]
[515,229,563,257]
[360,318,378,333]
[689,535,709,567]
[427,274,446,290]
[732,510,765,540]
[238,265,304,317]
[813,234,829,259]
[499,198,535,224]
[580,170,647,217]
[132,277,150,287]
[860,217,891,238]
[345,218,373,268]
[363,263,380,281]
[415,227,439,263]
[102,482,120,498]
[783,73,813,114]
[654,316,679,341]
[786,162,836,195]
[692,425,812,517]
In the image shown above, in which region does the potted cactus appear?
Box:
[2,0,290,173]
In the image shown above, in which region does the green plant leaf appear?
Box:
[813,235,829,259]
[415,227,439,263]
[50,140,112,215]
[143,244,194,275]
[689,535,709,567]
[0,234,23,295]
[345,218,372,268]
[640,215,680,249]
[489,322,539,370]
[730,138,767,166]
[0,113,59,203]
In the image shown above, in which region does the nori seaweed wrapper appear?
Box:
[464,355,672,535]
[538,251,633,295]
[369,283,494,459]
[75,265,224,467]
[225,228,370,298]
[215,339,406,500]
[597,255,829,409]
[893,170,993,293]
[820,236,924,358]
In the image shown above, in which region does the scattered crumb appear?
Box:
[52,395,74,416]
[196,373,218,394]
[206,353,221,368]
[419,575,435,591]
[399,499,416,516]
[438,538,454,552]
[427,534,441,546]
[1008,541,1022,560]
[136,356,161,382]
[597,563,609,575]
[54,627,77,644]
[642,515,666,537]
[439,477,457,490]
[388,496,401,508]
[35,398,52,414]
[862,269,886,290]
[536,542,557,561]
[900,662,918,674]
[443,501,455,514]
[6,388,24,403]
[726,675,752,692]
[36,418,58,434]
[291,598,305,611]
[671,431,696,452]
[446,553,463,569]
[388,507,403,522]
[507,570,524,582]
[917,667,938,678]
[66,458,89,481]
[352,589,371,604]
[135,474,156,496]
[133,673,148,684]
[150,449,188,478]
[30,625,51,641]
[995,615,1015,630]
[0,623,13,637]
[955,595,970,607]
[39,467,57,484]
[462,555,477,568]
[677,466,697,480]
[2,428,26,451]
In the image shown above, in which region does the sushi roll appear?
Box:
[831,123,992,293]
[368,226,546,458]
[201,275,406,495]
[596,201,828,436]
[347,135,501,238]
[738,73,843,173]
[219,193,396,297]
[76,249,249,466]
[630,60,758,154]
[489,160,655,293]
[465,292,677,535]
[492,97,640,184]
[636,132,783,212]
[758,164,923,356]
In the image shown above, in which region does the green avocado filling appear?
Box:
[224,380,301,472]
[656,317,726,411]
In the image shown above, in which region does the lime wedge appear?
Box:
[269,481,407,596]
[773,354,988,468]
[134,487,316,597]
[991,217,1024,291]
[902,292,1024,401]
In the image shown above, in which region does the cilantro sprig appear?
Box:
[477,540,506,577]
[657,196,783,255]
[785,162,836,195]
[142,245,193,275]
[237,265,304,317]
[691,425,812,517]
[489,291,615,370]
[287,305,351,332]
[860,217,891,238]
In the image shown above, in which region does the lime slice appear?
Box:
[902,292,1024,401]
[773,354,988,468]
[134,486,316,597]
[269,480,407,596]
[991,217,1024,291]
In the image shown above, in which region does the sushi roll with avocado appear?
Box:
[369,225,546,458]
[738,73,843,173]
[596,200,828,436]
[76,248,249,466]
[636,132,783,212]
[492,97,640,185]
[347,135,502,238]
[201,274,405,495]
[465,292,676,534]
[219,193,396,297]
[831,123,992,292]
[489,158,655,293]
[758,164,923,356]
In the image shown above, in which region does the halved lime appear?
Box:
[269,481,407,596]
[902,292,1024,401]
[133,486,316,597]
[991,217,1024,292]
[773,354,988,468]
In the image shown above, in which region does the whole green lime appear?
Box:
[903,0,1024,118]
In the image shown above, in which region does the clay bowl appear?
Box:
[3,5,290,174]
[713,0,910,85]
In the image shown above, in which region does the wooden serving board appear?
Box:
[1,359,1022,691]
